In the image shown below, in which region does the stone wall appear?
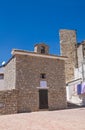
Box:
[60,29,77,82]
[77,44,83,67]
[77,41,85,67]
[83,41,85,57]
[48,89,66,110]
[0,89,18,115]
[4,56,16,90]
[0,77,5,91]
[15,54,67,112]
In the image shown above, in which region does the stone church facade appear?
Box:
[0,43,67,115]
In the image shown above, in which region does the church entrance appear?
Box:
[39,89,48,109]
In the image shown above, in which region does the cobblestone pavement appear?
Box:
[0,108,85,130]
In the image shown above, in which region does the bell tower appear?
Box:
[34,43,49,54]
[59,29,78,82]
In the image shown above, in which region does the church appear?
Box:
[0,43,67,115]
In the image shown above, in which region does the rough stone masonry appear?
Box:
[0,43,67,115]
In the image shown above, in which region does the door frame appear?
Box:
[39,89,48,109]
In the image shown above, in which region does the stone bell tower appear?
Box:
[34,43,49,54]
[59,29,78,82]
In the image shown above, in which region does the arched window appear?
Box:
[40,46,45,54]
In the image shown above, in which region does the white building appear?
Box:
[66,55,85,106]
[0,66,5,90]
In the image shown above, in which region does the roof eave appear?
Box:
[12,50,67,60]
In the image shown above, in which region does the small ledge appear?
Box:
[37,87,49,89]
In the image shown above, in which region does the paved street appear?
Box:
[0,108,85,130]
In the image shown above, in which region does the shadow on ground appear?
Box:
[67,102,85,109]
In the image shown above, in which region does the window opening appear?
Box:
[40,74,46,79]
[41,46,45,54]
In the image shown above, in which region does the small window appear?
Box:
[40,46,45,54]
[0,74,4,79]
[40,74,46,79]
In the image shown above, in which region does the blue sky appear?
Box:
[0,0,85,64]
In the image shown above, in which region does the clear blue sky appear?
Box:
[0,0,85,64]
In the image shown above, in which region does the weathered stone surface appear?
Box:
[60,29,77,82]
[4,56,16,90]
[77,44,83,67]
[16,54,67,112]
[77,41,85,67]
[0,43,67,114]
[0,90,18,115]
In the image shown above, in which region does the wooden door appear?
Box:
[39,90,48,109]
